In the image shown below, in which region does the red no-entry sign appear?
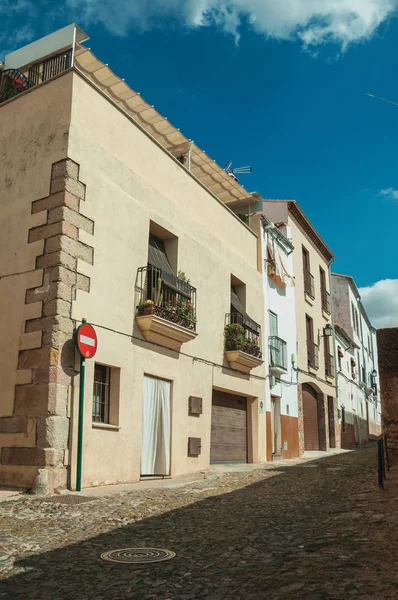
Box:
[75,322,97,359]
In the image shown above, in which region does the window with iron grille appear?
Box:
[324,335,334,378]
[92,364,111,423]
[306,314,318,369]
[320,267,331,313]
[302,246,315,299]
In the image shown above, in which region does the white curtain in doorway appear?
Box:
[141,376,171,476]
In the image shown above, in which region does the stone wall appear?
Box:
[0,159,93,494]
[331,275,352,337]
[377,327,398,461]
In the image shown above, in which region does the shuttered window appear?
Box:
[230,287,259,334]
[148,234,174,274]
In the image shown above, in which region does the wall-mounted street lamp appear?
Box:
[318,323,334,344]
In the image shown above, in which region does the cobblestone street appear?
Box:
[1,444,397,599]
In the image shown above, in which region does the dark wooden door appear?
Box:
[211,391,247,462]
[328,396,336,448]
[302,384,319,451]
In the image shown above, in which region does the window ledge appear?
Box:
[92,423,120,431]
[304,292,314,307]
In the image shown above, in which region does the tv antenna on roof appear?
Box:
[224,160,252,181]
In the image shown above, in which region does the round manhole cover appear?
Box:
[101,548,176,564]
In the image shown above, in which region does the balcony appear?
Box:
[224,313,263,374]
[269,336,288,375]
[325,353,335,378]
[321,288,331,314]
[303,268,315,299]
[0,49,72,105]
[0,69,32,103]
[135,266,197,351]
[307,340,319,370]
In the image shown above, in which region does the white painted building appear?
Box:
[261,216,299,460]
[332,274,381,446]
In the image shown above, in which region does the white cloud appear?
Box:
[1,0,396,58]
[379,187,398,200]
[64,0,398,49]
[0,0,36,56]
[359,279,398,328]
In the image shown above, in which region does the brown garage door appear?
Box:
[302,384,319,451]
[211,391,247,462]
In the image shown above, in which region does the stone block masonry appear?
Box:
[0,159,94,494]
[377,327,398,462]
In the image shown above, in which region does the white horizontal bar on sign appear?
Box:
[80,334,96,347]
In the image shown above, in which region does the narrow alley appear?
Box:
[0,444,396,599]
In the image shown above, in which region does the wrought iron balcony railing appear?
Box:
[0,69,33,103]
[307,340,319,369]
[321,287,331,314]
[225,312,262,359]
[136,266,196,331]
[28,49,72,86]
[269,336,287,371]
[325,353,335,378]
[303,268,315,299]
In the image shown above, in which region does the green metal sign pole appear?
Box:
[76,318,87,492]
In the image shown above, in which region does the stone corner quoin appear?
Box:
[0,157,94,495]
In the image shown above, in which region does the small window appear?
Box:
[319,267,326,290]
[306,314,314,342]
[92,364,111,423]
[352,303,358,333]
[302,246,310,271]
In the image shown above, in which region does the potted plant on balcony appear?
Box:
[225,323,246,352]
[137,299,155,316]
[243,338,262,358]
[224,323,263,373]
[143,300,154,315]
[177,299,196,330]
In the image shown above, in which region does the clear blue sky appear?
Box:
[2,2,398,303]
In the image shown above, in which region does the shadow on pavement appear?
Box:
[1,445,387,600]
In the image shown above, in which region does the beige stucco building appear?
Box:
[261,201,338,453]
[0,26,268,493]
